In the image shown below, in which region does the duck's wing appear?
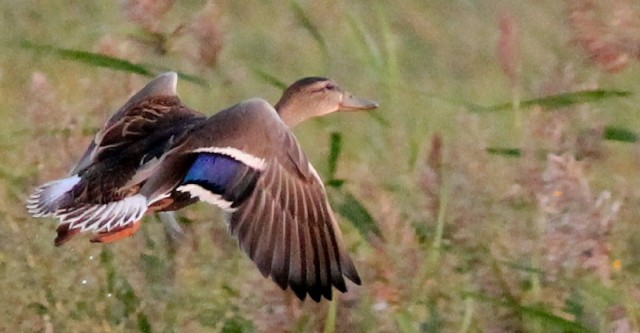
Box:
[228,132,361,302]
[27,73,206,244]
[149,99,361,301]
[71,72,206,174]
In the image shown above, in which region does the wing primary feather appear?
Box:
[228,196,252,236]
[252,168,279,277]
[304,219,322,301]
[246,191,267,258]
[296,182,321,301]
[320,203,348,292]
[270,204,289,290]
[270,167,292,290]
[233,194,258,254]
[303,185,331,300]
[286,174,306,299]
[254,196,276,277]
[287,174,306,299]
[288,216,307,301]
[323,206,361,286]
[263,164,285,282]
[316,221,336,296]
[303,183,331,298]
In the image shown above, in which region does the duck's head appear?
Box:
[274,77,378,128]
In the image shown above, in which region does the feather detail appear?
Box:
[70,72,205,176]
[175,184,236,211]
[227,150,361,301]
[54,194,148,233]
[176,152,262,210]
[26,175,81,217]
[26,74,371,302]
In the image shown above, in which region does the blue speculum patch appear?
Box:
[183,153,243,194]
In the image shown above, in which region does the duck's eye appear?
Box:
[325,83,336,91]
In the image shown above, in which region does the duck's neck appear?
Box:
[274,99,306,128]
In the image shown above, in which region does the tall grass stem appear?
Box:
[323,296,337,333]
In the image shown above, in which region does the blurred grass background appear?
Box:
[3,0,640,332]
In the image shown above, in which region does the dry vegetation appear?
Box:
[2,0,640,332]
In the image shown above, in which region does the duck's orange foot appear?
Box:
[90,220,142,244]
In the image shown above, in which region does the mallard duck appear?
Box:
[27,72,378,301]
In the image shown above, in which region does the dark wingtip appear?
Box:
[321,287,333,302]
[342,254,362,286]
[348,270,362,286]
[271,274,289,291]
[307,286,323,302]
[290,283,308,301]
[255,262,271,278]
[332,273,347,293]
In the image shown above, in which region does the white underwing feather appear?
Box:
[176,184,237,212]
[26,175,82,217]
[54,194,148,233]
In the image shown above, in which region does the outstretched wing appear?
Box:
[71,72,206,174]
[226,132,361,301]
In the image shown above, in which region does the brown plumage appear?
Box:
[27,73,378,301]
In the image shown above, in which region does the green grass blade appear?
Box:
[346,11,383,69]
[18,40,208,86]
[343,10,390,128]
[331,188,382,241]
[27,302,49,316]
[222,315,255,333]
[137,312,153,333]
[565,292,586,325]
[486,147,522,157]
[604,126,638,143]
[323,297,337,333]
[326,179,345,188]
[428,183,449,264]
[472,90,631,112]
[487,126,638,151]
[328,132,343,180]
[291,1,328,56]
[252,68,288,90]
[458,298,474,333]
[19,40,153,76]
[467,293,596,333]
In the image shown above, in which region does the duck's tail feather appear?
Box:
[28,176,149,245]
[26,175,81,217]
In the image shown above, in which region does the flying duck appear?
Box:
[27,72,378,301]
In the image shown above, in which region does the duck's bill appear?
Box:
[339,94,379,111]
